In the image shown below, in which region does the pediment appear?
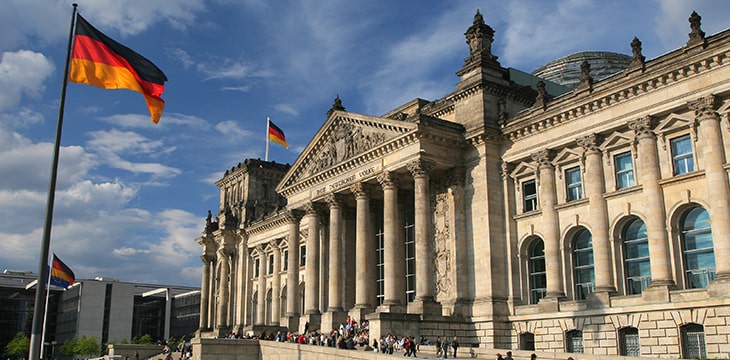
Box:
[279,110,417,190]
[654,112,694,134]
[552,147,582,165]
[600,131,633,151]
[510,161,537,179]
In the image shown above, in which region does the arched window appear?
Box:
[619,327,640,356]
[623,218,650,294]
[573,229,594,300]
[681,323,706,359]
[681,207,715,289]
[528,239,546,304]
[566,329,583,353]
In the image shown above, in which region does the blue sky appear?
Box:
[1,0,729,287]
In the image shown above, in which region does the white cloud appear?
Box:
[99,112,209,129]
[215,120,254,139]
[0,50,54,112]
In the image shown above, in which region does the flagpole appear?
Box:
[40,260,53,360]
[265,117,270,161]
[29,4,77,360]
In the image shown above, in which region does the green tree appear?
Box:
[3,332,29,359]
[59,338,78,356]
[138,334,154,345]
[75,336,100,357]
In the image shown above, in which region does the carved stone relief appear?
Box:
[433,184,452,296]
[306,121,387,176]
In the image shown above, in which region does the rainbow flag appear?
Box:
[50,254,76,288]
[69,14,167,123]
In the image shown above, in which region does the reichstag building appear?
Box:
[195,10,730,358]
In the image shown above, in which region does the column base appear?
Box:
[537,296,561,312]
[281,313,300,333]
[407,298,442,316]
[642,282,672,303]
[300,313,321,334]
[377,302,407,314]
[320,310,348,334]
[586,291,611,309]
[708,274,730,297]
[349,305,374,323]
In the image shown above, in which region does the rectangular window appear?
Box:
[565,166,583,201]
[614,152,635,189]
[300,245,306,267]
[523,179,537,212]
[671,135,694,175]
[254,258,260,277]
[268,254,274,274]
[404,208,416,303]
[283,250,288,271]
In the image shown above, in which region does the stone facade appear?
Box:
[195,9,730,359]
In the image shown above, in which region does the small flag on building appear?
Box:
[50,254,76,288]
[69,14,168,123]
[268,119,288,149]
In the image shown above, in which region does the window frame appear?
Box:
[623,218,651,295]
[522,179,538,212]
[681,207,715,289]
[670,134,695,175]
[565,166,583,201]
[572,229,595,300]
[528,239,546,304]
[613,151,635,189]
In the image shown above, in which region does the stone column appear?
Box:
[199,255,213,330]
[377,170,405,310]
[271,242,282,325]
[216,248,230,328]
[255,247,266,325]
[351,182,373,310]
[532,150,565,298]
[304,203,321,314]
[407,159,440,313]
[629,117,674,286]
[691,96,730,280]
[578,134,615,293]
[285,210,303,329]
[325,193,344,311]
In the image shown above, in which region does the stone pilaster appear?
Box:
[578,134,615,295]
[255,245,266,325]
[270,242,282,326]
[350,182,374,312]
[325,193,344,312]
[377,170,406,312]
[303,203,322,315]
[199,254,213,330]
[690,97,730,288]
[629,117,675,291]
[284,209,304,329]
[532,150,565,300]
[407,159,441,315]
[216,247,231,328]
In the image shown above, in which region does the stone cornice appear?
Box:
[502,32,730,141]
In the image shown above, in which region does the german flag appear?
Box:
[268,119,288,149]
[50,254,76,289]
[70,15,167,124]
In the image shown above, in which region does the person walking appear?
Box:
[451,336,459,358]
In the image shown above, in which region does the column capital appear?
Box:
[350,182,372,199]
[628,116,655,139]
[377,170,399,189]
[531,149,554,170]
[688,95,719,121]
[283,209,304,224]
[577,133,602,155]
[407,159,435,178]
[324,193,344,208]
[200,255,215,265]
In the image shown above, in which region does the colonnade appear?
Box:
[198,158,444,332]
